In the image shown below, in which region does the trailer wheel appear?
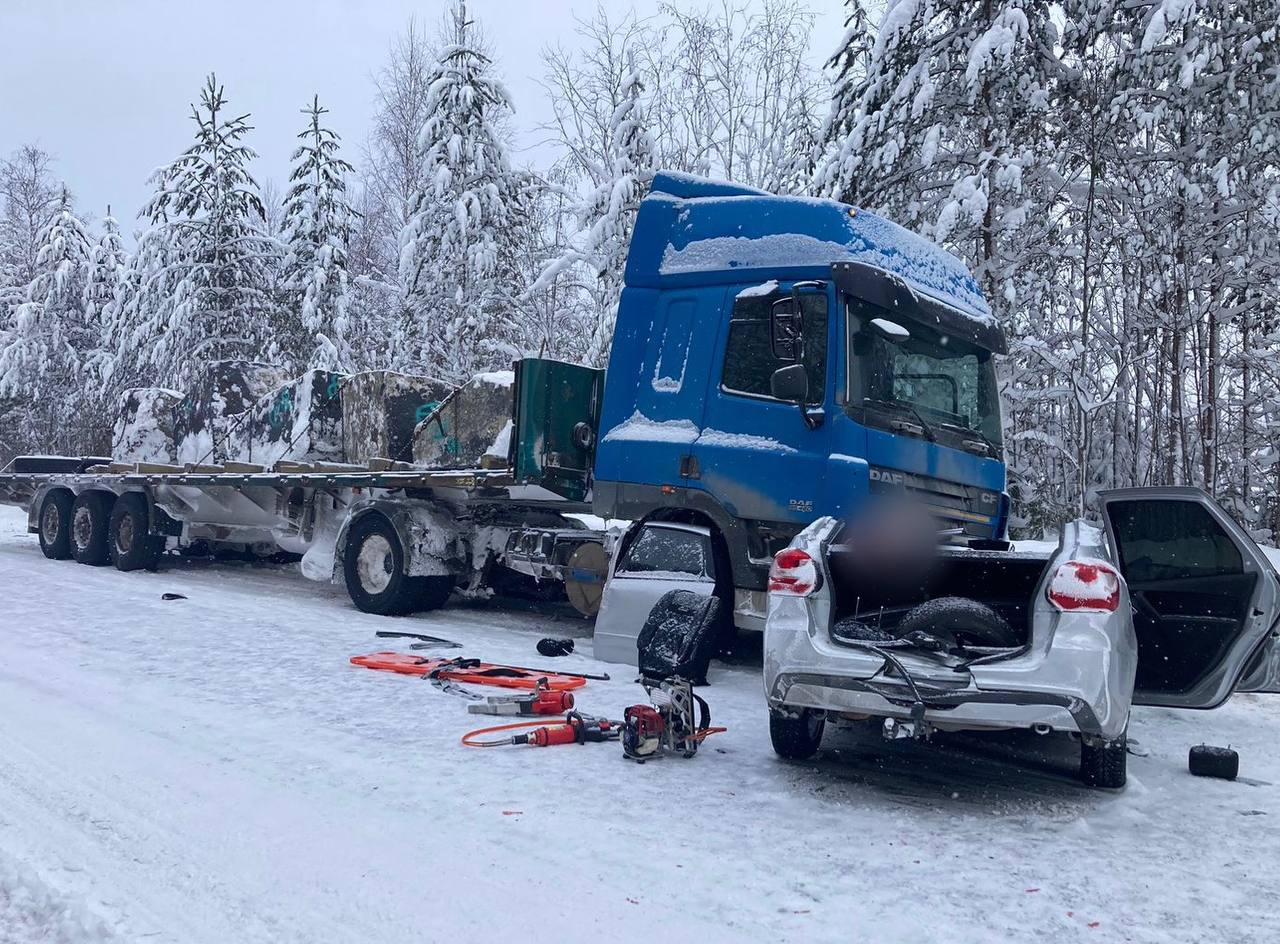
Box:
[1081,731,1127,789]
[109,493,163,571]
[769,707,825,760]
[344,514,419,615]
[70,491,114,566]
[37,490,75,560]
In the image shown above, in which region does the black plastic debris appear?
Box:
[161,593,187,601]
[1189,744,1239,780]
[536,637,575,657]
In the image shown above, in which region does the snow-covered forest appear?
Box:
[1,0,1278,537]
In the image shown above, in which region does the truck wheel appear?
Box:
[37,490,75,560]
[109,493,163,571]
[70,491,114,566]
[413,575,455,612]
[1081,732,1127,789]
[344,514,419,616]
[769,707,825,760]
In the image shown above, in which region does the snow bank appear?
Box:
[0,848,119,942]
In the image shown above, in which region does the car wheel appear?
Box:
[37,490,75,560]
[70,491,114,566]
[343,514,419,615]
[770,707,825,760]
[1081,732,1127,788]
[109,492,164,571]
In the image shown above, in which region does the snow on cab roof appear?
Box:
[624,170,992,324]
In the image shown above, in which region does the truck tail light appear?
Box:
[1047,560,1120,613]
[769,548,820,596]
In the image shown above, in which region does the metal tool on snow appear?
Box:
[465,679,575,716]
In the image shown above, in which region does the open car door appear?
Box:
[1100,487,1280,707]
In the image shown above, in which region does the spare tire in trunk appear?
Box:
[894,596,1020,650]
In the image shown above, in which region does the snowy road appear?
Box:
[0,504,1277,944]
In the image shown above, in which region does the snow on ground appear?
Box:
[0,503,1277,943]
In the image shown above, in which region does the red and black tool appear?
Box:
[461,711,620,748]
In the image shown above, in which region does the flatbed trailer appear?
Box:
[0,458,610,618]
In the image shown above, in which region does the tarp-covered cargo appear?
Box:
[237,370,346,467]
[174,361,291,465]
[341,370,451,465]
[412,370,514,470]
[112,387,183,464]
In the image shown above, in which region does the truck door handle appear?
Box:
[680,455,700,479]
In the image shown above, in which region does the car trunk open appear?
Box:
[826,543,1052,654]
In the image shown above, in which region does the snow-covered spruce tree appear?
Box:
[280,96,356,371]
[83,209,130,398]
[0,191,107,453]
[138,75,274,387]
[398,1,519,383]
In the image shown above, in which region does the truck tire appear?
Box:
[70,491,114,566]
[37,490,75,560]
[343,514,420,616]
[109,493,163,571]
[769,707,825,760]
[1081,732,1127,789]
[413,575,455,613]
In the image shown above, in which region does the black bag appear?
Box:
[636,590,721,685]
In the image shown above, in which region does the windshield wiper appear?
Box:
[937,420,1000,457]
[864,398,937,442]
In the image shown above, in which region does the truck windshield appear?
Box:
[850,299,1002,449]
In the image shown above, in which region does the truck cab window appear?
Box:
[722,289,826,403]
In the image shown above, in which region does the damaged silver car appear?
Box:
[763,487,1280,788]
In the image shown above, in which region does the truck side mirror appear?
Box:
[770,297,804,361]
[770,363,809,403]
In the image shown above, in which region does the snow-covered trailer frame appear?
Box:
[0,462,608,617]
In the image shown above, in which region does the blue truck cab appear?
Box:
[592,172,1009,630]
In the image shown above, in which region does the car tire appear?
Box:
[70,491,114,566]
[1081,732,1127,789]
[109,492,164,571]
[343,514,419,616]
[770,707,825,760]
[895,596,1019,649]
[37,490,75,560]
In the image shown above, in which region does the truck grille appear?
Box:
[867,467,1001,537]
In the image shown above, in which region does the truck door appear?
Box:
[692,280,832,528]
[1099,487,1280,707]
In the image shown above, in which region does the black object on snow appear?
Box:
[375,630,460,649]
[636,590,721,686]
[161,593,187,601]
[536,637,575,657]
[1189,744,1239,780]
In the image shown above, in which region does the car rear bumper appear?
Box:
[763,596,1135,740]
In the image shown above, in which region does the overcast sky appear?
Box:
[0,0,844,231]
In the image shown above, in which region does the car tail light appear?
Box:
[769,548,820,596]
[1047,560,1121,612]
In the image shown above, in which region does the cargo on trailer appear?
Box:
[341,370,451,466]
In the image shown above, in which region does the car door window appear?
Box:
[721,289,827,404]
[618,527,713,580]
[1108,500,1243,583]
